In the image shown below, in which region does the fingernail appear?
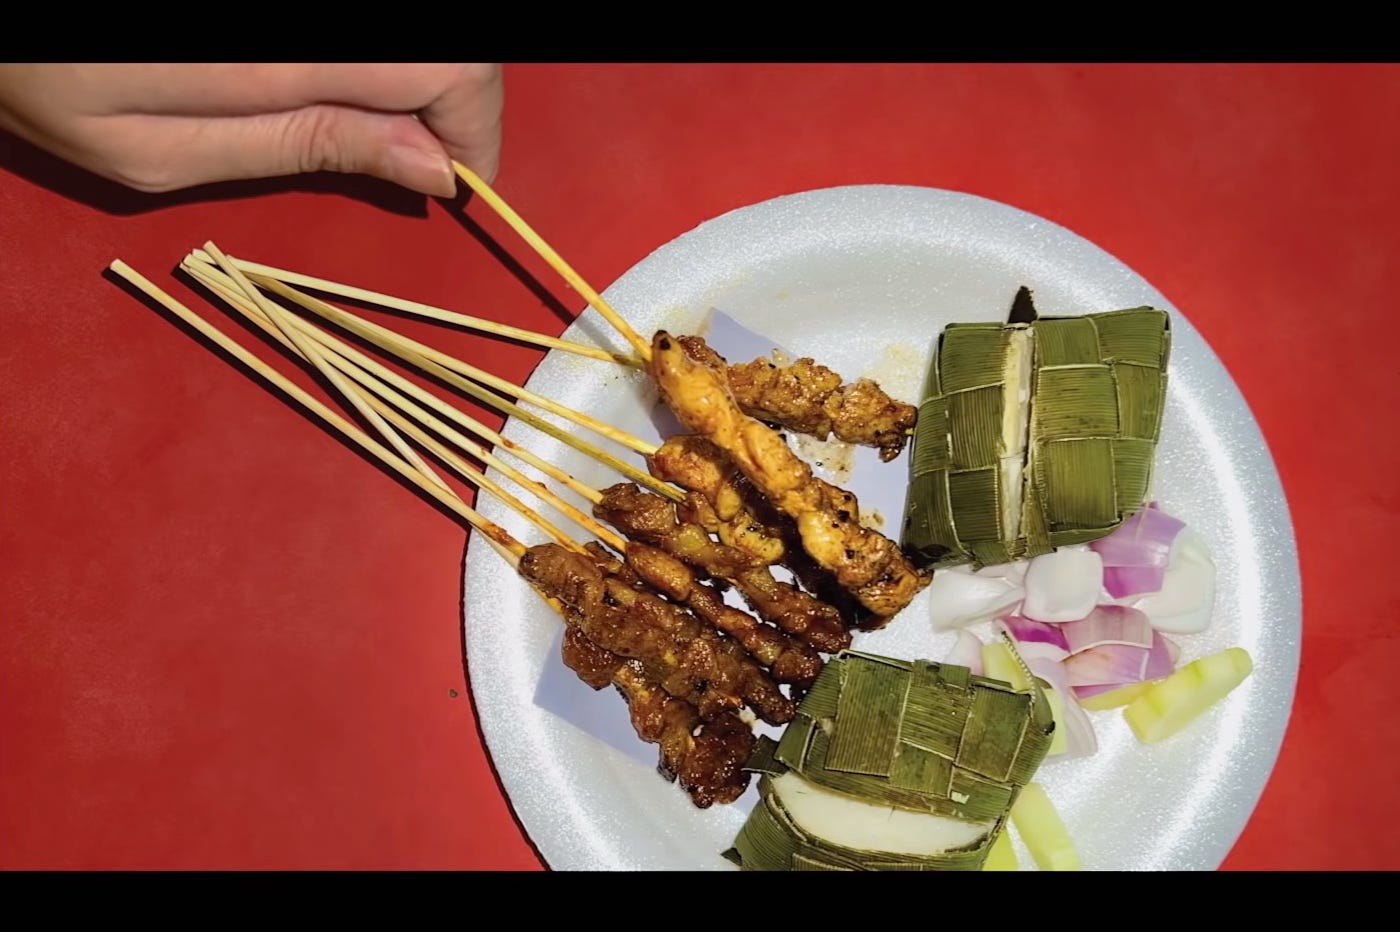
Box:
[389,145,456,198]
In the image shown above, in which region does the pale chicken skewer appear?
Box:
[673,334,917,462]
[452,158,915,464]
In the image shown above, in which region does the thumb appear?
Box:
[111,104,458,197]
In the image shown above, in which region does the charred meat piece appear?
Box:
[677,334,917,462]
[730,566,853,652]
[650,331,930,621]
[596,483,761,579]
[669,702,755,808]
[521,543,736,719]
[650,436,864,640]
[625,542,823,688]
[561,626,625,690]
[650,434,787,566]
[612,663,753,808]
[561,630,752,808]
[598,574,795,725]
[597,482,851,652]
[519,543,795,725]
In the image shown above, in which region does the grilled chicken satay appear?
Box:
[677,334,917,462]
[649,435,787,566]
[561,628,753,808]
[596,483,851,653]
[649,331,930,621]
[519,542,796,725]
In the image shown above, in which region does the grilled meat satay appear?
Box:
[561,628,753,808]
[596,483,851,653]
[597,574,795,725]
[613,663,753,808]
[677,334,917,462]
[624,542,823,688]
[734,562,861,645]
[519,543,795,725]
[522,543,740,720]
[649,435,786,566]
[605,530,823,687]
[650,435,870,630]
[649,331,930,621]
[561,624,625,689]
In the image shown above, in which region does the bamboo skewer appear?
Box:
[185,262,627,553]
[110,259,524,567]
[369,401,619,553]
[181,258,672,510]
[215,260,657,458]
[296,311,673,497]
[186,248,642,369]
[200,242,452,495]
[360,387,625,549]
[182,255,679,503]
[115,260,608,578]
[451,160,651,361]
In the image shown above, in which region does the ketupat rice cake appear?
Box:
[724,650,1056,871]
[902,302,1171,569]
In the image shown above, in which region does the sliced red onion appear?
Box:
[943,629,985,675]
[1021,548,1104,623]
[1024,656,1098,759]
[1142,601,1214,636]
[1006,639,1072,665]
[1143,631,1176,681]
[1060,605,1155,655]
[1090,505,1185,598]
[1128,530,1217,634]
[1102,564,1167,599]
[1062,642,1152,687]
[997,616,1070,652]
[1062,622,1179,688]
[1162,634,1181,664]
[926,565,1025,631]
[1072,682,1129,701]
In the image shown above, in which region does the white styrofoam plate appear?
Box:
[463,185,1301,870]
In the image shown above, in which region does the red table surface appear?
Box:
[2,63,1397,871]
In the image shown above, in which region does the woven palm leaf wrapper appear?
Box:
[902,304,1171,569]
[723,650,1055,871]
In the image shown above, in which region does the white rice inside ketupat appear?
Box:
[771,771,995,856]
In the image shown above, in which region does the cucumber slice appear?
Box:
[1010,782,1080,871]
[1123,647,1254,743]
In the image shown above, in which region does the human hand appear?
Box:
[0,63,503,198]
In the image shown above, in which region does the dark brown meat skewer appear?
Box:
[519,542,796,726]
[595,482,852,653]
[580,536,821,688]
[624,542,823,688]
[560,628,753,808]
[649,435,871,630]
